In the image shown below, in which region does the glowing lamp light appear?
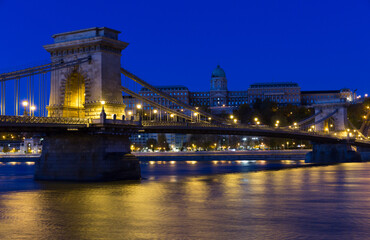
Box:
[230,115,234,119]
[100,101,105,105]
[128,111,132,115]
[30,105,36,111]
[208,117,212,120]
[137,104,142,109]
[170,114,174,118]
[153,109,158,114]
[22,101,28,107]
[194,112,198,116]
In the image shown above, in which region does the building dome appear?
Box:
[210,65,227,91]
[211,65,226,78]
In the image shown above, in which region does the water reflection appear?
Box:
[0,162,370,239]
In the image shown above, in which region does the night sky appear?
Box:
[0,0,369,95]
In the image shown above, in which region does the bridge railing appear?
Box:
[0,115,89,125]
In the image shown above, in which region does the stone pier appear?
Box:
[305,142,363,164]
[35,131,140,181]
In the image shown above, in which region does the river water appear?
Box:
[0,160,370,239]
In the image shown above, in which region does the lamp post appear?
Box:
[22,101,29,116]
[30,105,36,117]
[194,112,198,122]
[275,120,280,128]
[254,117,259,126]
[100,100,105,111]
[137,104,142,120]
[153,109,158,121]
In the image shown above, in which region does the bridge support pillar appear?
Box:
[35,132,140,181]
[305,142,363,164]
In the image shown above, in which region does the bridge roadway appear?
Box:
[1,115,369,148]
[141,121,370,148]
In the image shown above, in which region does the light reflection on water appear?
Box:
[0,161,370,239]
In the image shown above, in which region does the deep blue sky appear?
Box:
[0,0,370,95]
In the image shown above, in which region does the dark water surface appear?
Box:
[0,161,370,239]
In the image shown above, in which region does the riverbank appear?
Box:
[0,154,40,163]
[133,149,310,161]
[0,150,310,163]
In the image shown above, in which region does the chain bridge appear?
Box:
[0,27,369,181]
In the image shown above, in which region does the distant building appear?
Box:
[247,82,301,105]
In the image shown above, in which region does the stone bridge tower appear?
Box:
[312,100,348,132]
[44,27,128,119]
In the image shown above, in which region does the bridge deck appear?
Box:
[0,116,369,147]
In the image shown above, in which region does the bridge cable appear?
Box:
[121,68,227,124]
[121,86,193,121]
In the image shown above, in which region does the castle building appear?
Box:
[122,65,353,116]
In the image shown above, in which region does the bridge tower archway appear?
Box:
[62,67,86,118]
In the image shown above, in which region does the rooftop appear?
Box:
[140,85,189,91]
[52,27,120,43]
[250,82,299,88]
[301,90,340,94]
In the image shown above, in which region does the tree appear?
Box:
[157,134,169,151]
[2,145,10,153]
[234,99,314,127]
[348,98,370,129]
[234,104,253,124]
[146,138,158,151]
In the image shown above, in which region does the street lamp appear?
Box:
[100,100,105,111]
[275,120,280,128]
[30,105,36,116]
[230,115,234,119]
[22,101,29,116]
